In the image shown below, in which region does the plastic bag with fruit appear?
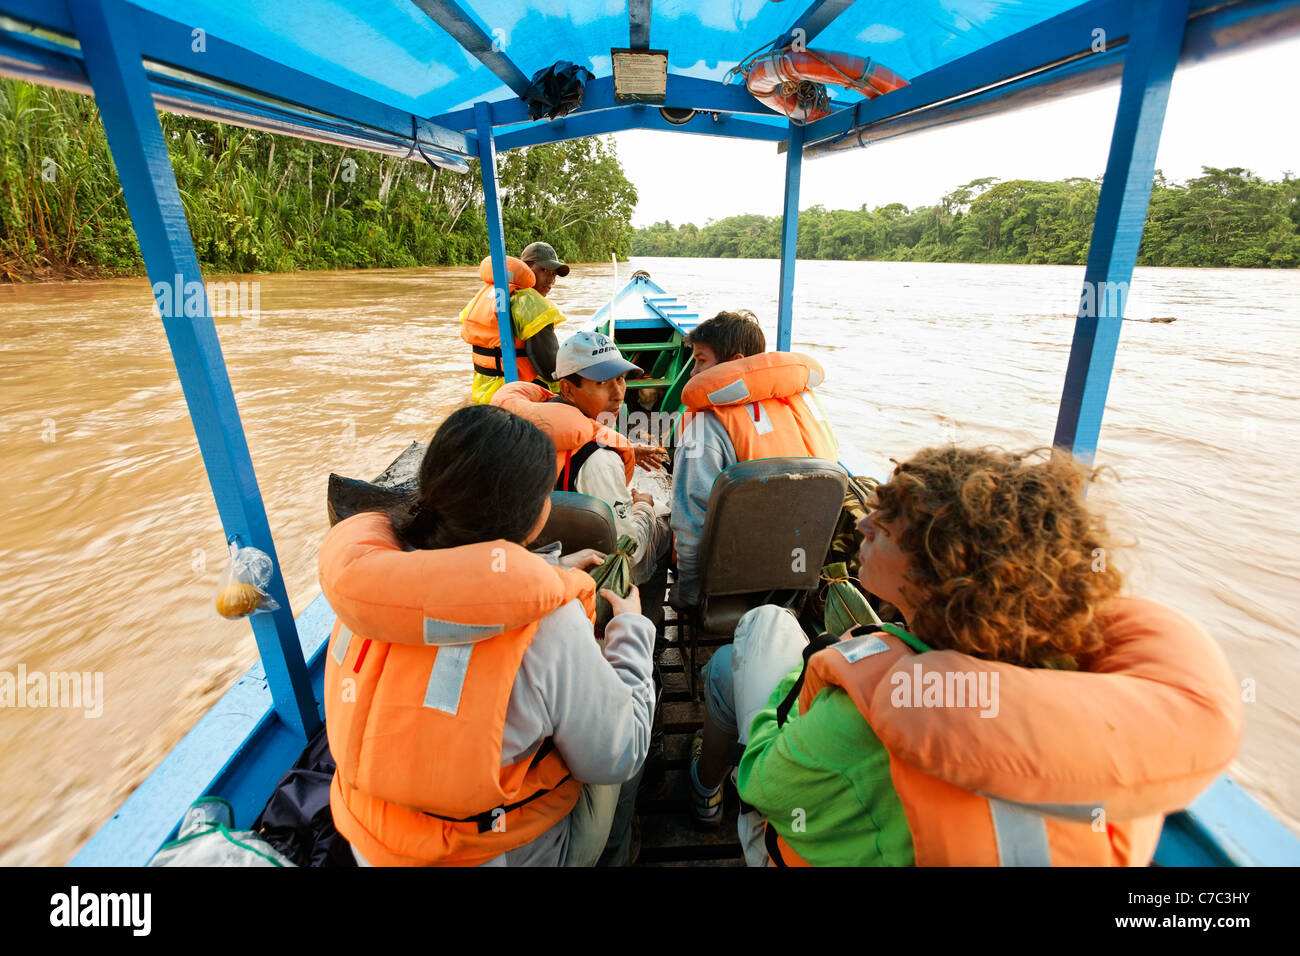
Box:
[213,541,280,620]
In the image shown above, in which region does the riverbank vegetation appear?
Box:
[4,79,1296,280]
[633,169,1300,268]
[0,80,637,281]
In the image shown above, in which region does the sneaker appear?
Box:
[689,730,723,829]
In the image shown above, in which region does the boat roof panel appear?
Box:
[11,0,1094,118]
[813,0,1087,82]
[649,0,809,83]
[146,0,1086,111]
[127,0,504,116]
[2,0,1298,160]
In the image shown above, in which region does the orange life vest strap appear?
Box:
[773,630,843,727]
[766,820,787,866]
[472,343,507,377]
[764,821,812,867]
[418,739,571,833]
[473,342,534,379]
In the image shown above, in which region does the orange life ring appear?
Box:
[744,49,907,123]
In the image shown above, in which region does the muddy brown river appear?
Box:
[1,257,1296,864]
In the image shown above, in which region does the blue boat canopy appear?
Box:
[3,0,1297,166]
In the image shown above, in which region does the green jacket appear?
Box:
[736,664,915,866]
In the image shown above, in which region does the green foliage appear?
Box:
[497,136,638,263]
[631,171,1300,268]
[0,79,638,280]
[5,73,1292,278]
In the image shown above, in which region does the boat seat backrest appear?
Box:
[535,491,618,555]
[697,457,848,598]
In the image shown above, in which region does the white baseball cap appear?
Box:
[554,330,641,381]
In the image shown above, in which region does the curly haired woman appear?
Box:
[689,446,1242,866]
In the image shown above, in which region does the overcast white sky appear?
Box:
[614,37,1300,228]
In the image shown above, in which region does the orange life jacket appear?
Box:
[460,255,541,385]
[319,511,597,866]
[492,381,637,491]
[768,597,1242,866]
[680,352,839,463]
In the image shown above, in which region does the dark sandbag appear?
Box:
[254,727,356,867]
[326,441,424,526]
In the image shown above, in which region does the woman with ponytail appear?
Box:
[319,404,654,866]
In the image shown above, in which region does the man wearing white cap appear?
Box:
[494,330,671,594]
[492,329,672,867]
[549,331,671,588]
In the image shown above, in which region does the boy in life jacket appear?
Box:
[460,241,569,405]
[319,404,654,866]
[689,447,1242,865]
[493,330,672,612]
[669,310,840,609]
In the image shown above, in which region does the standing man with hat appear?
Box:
[460,240,572,405]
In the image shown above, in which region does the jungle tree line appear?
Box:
[0,79,638,281]
[632,170,1300,268]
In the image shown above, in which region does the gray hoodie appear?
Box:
[669,409,738,606]
[482,545,656,865]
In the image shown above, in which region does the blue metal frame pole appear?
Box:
[776,122,805,353]
[475,100,518,381]
[1053,0,1189,462]
[492,107,788,151]
[69,0,319,739]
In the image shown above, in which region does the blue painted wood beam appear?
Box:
[0,31,469,168]
[1053,0,1190,462]
[629,0,652,49]
[776,123,804,353]
[494,105,786,150]
[430,74,777,132]
[779,0,858,47]
[0,19,86,86]
[1154,776,1300,866]
[801,35,1126,158]
[801,0,1133,149]
[147,75,470,171]
[0,0,473,158]
[476,101,519,384]
[800,0,1300,158]
[410,0,533,98]
[0,24,471,167]
[67,0,320,740]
